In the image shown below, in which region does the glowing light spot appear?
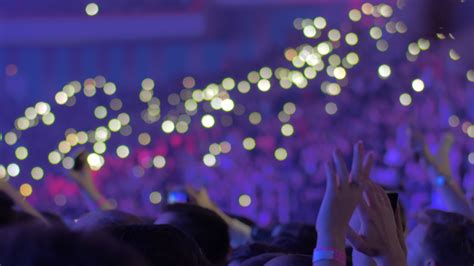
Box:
[345,33,358,45]
[412,79,425,92]
[48,151,61,165]
[42,113,55,125]
[55,92,68,105]
[110,98,123,111]
[303,26,317,38]
[283,102,296,115]
[31,167,44,180]
[257,79,271,92]
[35,102,50,115]
[138,133,151,146]
[274,148,288,161]
[117,145,130,158]
[93,142,107,154]
[369,27,383,39]
[238,81,251,94]
[87,153,104,171]
[317,43,331,55]
[326,83,341,96]
[221,99,235,112]
[176,121,189,133]
[94,106,108,119]
[259,67,273,79]
[378,64,391,79]
[376,40,389,52]
[108,119,122,132]
[149,192,162,204]
[5,132,17,146]
[162,120,175,133]
[346,52,359,65]
[58,141,72,154]
[361,3,374,15]
[469,153,474,165]
[16,117,30,130]
[203,154,217,167]
[19,184,33,197]
[183,76,196,89]
[333,67,347,80]
[239,194,252,207]
[153,156,166,168]
[7,163,20,177]
[62,157,75,170]
[248,71,260,84]
[448,115,460,127]
[201,115,215,128]
[281,124,294,137]
[103,82,117,95]
[142,78,155,90]
[95,127,109,142]
[325,102,338,115]
[0,165,7,179]
[25,107,37,120]
[15,146,28,160]
[313,17,327,29]
[399,93,412,106]
[467,70,474,82]
[449,49,460,61]
[249,112,262,125]
[85,3,99,16]
[328,29,341,41]
[243,137,256,150]
[349,9,362,21]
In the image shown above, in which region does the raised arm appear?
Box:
[70,152,114,211]
[421,133,473,218]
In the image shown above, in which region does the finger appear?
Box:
[361,152,374,181]
[395,203,407,255]
[440,133,454,154]
[185,186,198,199]
[346,227,378,256]
[365,181,380,208]
[325,161,339,189]
[333,149,349,186]
[423,143,436,165]
[350,141,364,183]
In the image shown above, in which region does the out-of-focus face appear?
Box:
[406,224,429,266]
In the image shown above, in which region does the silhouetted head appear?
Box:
[106,224,209,266]
[155,203,230,265]
[271,223,317,255]
[74,210,144,231]
[265,254,312,266]
[0,224,149,266]
[229,242,285,265]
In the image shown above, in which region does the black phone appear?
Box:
[387,192,399,213]
[73,152,85,171]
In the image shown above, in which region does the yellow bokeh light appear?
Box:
[238,81,251,94]
[378,64,391,79]
[201,115,215,128]
[25,107,37,120]
[149,192,162,204]
[274,148,288,161]
[317,43,331,55]
[222,77,235,90]
[361,3,374,15]
[55,91,68,105]
[221,99,235,112]
[313,17,327,29]
[93,142,107,154]
[85,3,99,16]
[162,120,175,133]
[349,9,362,21]
[138,133,151,146]
[257,79,271,92]
[31,167,44,180]
[0,165,6,179]
[238,194,252,207]
[153,156,166,168]
[203,154,216,167]
[412,79,425,92]
[19,183,33,197]
[467,70,474,82]
[249,112,262,125]
[449,49,460,61]
[62,157,75,170]
[15,146,28,160]
[243,137,256,150]
[333,67,347,80]
[399,93,412,106]
[325,102,338,115]
[345,33,358,45]
[95,127,110,142]
[48,151,62,165]
[94,106,107,119]
[35,102,50,115]
[16,117,29,130]
[303,26,317,38]
[176,121,189,133]
[108,119,122,132]
[283,102,296,115]
[328,29,341,41]
[281,124,294,137]
[42,113,55,125]
[142,78,155,90]
[259,67,273,79]
[346,52,359,65]
[103,82,117,95]
[117,145,130,158]
[87,153,104,171]
[369,27,383,39]
[6,163,19,177]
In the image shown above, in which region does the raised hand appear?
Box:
[422,133,454,179]
[347,181,406,266]
[316,142,374,252]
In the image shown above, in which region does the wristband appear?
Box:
[313,248,346,264]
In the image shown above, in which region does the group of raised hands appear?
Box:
[315,142,406,266]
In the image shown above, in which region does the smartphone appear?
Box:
[387,192,399,213]
[167,190,189,204]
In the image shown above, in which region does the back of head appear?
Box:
[265,255,312,266]
[74,209,144,231]
[422,210,474,266]
[155,203,230,265]
[240,253,282,266]
[230,242,285,265]
[0,224,149,266]
[106,224,208,266]
[271,223,317,255]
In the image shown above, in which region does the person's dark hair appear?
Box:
[420,209,474,266]
[106,224,209,266]
[240,253,282,266]
[271,223,317,255]
[0,224,150,266]
[230,242,285,265]
[156,203,230,265]
[74,209,144,231]
[265,254,313,266]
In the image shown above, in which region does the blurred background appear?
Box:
[0,0,473,226]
